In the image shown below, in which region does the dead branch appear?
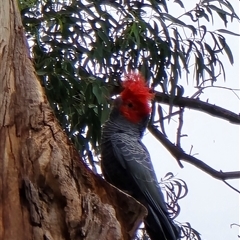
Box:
[176,107,184,147]
[154,92,240,124]
[148,124,240,181]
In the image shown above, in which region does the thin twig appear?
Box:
[191,85,240,100]
[222,179,240,194]
[157,104,167,137]
[162,110,181,121]
[148,123,240,181]
[176,107,184,147]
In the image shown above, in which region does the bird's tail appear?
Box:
[144,205,180,240]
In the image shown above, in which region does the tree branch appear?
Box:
[154,92,240,124]
[176,107,184,147]
[223,179,240,194]
[148,124,240,180]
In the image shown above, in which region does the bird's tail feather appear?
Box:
[144,205,180,240]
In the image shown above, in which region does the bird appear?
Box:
[100,72,180,240]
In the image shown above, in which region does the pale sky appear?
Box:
[143,2,240,239]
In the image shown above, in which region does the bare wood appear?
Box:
[154,92,240,124]
[148,124,240,180]
[0,1,146,240]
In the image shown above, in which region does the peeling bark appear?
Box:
[0,1,147,240]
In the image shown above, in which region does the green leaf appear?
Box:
[100,104,110,124]
[131,22,140,47]
[216,12,228,27]
[174,0,184,8]
[204,43,216,63]
[98,30,110,46]
[216,29,240,36]
[202,0,239,20]
[205,6,214,23]
[207,4,231,16]
[218,36,234,64]
[92,82,103,104]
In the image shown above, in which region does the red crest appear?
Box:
[120,72,154,123]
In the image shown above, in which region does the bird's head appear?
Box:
[116,72,154,124]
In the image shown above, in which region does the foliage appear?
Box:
[18,0,38,10]
[20,0,239,162]
[19,0,239,238]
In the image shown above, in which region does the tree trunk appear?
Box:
[0,1,146,239]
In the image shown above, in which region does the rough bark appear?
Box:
[0,1,146,240]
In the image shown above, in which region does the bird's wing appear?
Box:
[111,133,178,239]
[111,133,168,215]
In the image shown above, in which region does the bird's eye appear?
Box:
[127,102,133,108]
